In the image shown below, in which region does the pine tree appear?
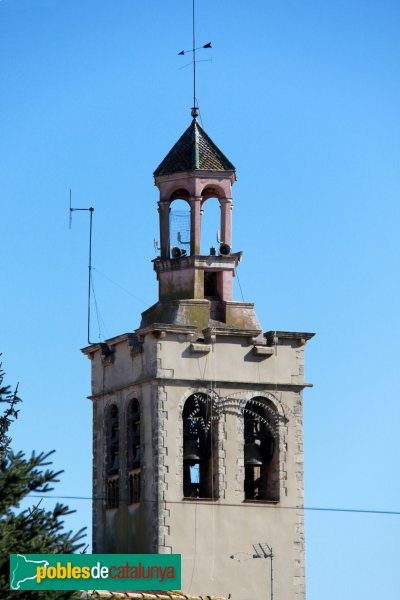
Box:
[0,359,86,599]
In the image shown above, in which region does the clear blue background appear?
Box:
[1,1,399,598]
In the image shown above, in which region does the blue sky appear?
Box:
[1,1,400,598]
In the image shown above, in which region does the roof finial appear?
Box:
[177,0,212,119]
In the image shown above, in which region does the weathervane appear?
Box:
[178,0,212,118]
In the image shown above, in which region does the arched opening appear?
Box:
[243,398,279,502]
[200,196,221,256]
[127,399,141,504]
[106,404,119,509]
[169,198,190,257]
[182,393,218,499]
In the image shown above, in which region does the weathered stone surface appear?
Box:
[82,325,313,600]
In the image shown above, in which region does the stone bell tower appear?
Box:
[82,110,314,600]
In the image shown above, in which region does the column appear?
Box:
[158,201,170,259]
[190,196,202,255]
[220,197,233,247]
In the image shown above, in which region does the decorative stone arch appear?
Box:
[177,386,211,419]
[226,390,287,500]
[169,196,191,255]
[243,391,286,420]
[215,390,285,419]
[169,188,190,202]
[199,195,220,256]
[200,186,232,249]
[200,184,226,201]
[243,396,280,501]
[158,190,193,258]
[177,388,224,500]
[125,392,143,412]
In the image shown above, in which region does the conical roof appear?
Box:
[154,119,235,177]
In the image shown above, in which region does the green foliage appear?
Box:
[0,360,86,599]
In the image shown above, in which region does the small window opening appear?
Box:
[200,196,221,255]
[129,471,141,504]
[183,394,218,499]
[127,399,141,505]
[204,271,217,297]
[107,404,119,509]
[170,199,190,256]
[107,478,119,509]
[244,399,279,501]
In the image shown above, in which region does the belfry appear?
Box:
[82,107,314,600]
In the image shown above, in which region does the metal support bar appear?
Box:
[69,190,95,345]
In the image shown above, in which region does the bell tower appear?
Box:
[142,110,259,333]
[82,112,314,600]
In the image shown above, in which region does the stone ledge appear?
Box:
[189,343,212,354]
[264,331,315,346]
[253,345,274,357]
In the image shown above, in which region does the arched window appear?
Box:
[182,393,218,499]
[106,404,119,509]
[243,398,279,501]
[201,196,220,301]
[127,399,141,504]
[200,196,221,256]
[169,197,190,257]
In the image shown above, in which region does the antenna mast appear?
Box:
[69,189,95,345]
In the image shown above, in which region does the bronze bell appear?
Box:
[183,439,201,461]
[244,442,263,466]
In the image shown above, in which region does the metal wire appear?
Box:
[26,495,400,516]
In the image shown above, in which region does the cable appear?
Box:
[187,502,198,593]
[90,275,106,341]
[236,270,245,302]
[26,495,400,516]
[92,267,147,305]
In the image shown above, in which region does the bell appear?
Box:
[183,439,201,461]
[244,442,263,466]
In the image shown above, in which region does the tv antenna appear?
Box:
[178,0,212,117]
[69,189,95,345]
[230,542,274,600]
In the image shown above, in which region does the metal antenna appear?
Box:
[178,0,212,117]
[69,189,95,345]
[231,542,274,600]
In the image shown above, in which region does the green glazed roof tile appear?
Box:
[154,119,235,176]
